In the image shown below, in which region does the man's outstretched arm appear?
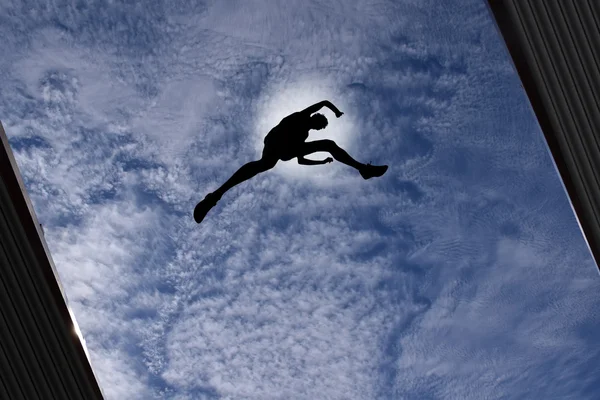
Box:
[297,156,333,165]
[301,100,343,117]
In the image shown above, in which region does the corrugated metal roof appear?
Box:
[486,0,600,271]
[0,122,104,399]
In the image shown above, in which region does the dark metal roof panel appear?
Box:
[486,0,600,271]
[0,122,104,399]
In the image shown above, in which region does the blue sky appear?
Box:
[2,0,600,398]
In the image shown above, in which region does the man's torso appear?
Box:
[264,112,310,146]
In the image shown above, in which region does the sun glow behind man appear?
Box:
[192,75,388,224]
[252,78,357,182]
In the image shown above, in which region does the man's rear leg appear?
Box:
[299,139,388,179]
[213,157,278,198]
[194,156,278,223]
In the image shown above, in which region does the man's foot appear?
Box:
[359,163,388,180]
[193,192,220,224]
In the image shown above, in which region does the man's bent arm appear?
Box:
[297,156,332,165]
[301,100,343,116]
[322,100,342,116]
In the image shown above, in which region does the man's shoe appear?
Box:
[359,163,388,180]
[193,192,220,224]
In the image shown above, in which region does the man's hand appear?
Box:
[299,156,333,165]
[334,111,344,118]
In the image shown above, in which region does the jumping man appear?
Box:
[194,100,388,223]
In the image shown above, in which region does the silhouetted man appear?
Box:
[194,100,388,223]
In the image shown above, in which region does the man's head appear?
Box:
[310,113,328,130]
